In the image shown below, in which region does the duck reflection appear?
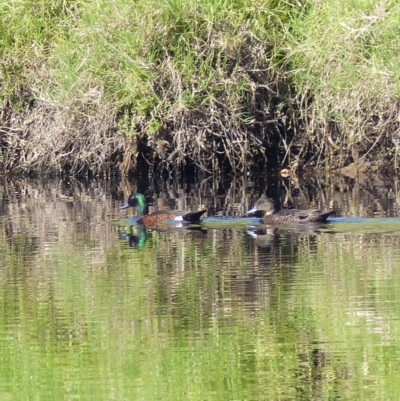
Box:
[247,224,330,247]
[119,225,148,248]
[119,224,207,249]
[246,227,278,247]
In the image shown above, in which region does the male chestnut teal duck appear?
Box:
[247,196,333,224]
[120,193,207,226]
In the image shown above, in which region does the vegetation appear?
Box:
[1,0,400,175]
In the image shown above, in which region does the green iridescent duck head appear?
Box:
[119,193,147,216]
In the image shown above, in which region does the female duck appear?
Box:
[247,196,333,224]
[120,193,207,226]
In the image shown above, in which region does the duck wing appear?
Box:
[296,209,334,222]
[149,209,207,223]
[276,208,333,222]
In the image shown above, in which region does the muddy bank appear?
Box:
[1,99,397,177]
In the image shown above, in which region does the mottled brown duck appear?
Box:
[247,196,333,224]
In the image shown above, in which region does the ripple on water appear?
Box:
[1,178,400,400]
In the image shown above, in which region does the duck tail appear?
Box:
[183,210,207,223]
[317,210,335,222]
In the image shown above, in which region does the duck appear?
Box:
[119,192,207,226]
[247,196,333,224]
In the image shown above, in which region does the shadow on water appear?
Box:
[1,172,400,399]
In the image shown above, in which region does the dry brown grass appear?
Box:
[0,100,136,175]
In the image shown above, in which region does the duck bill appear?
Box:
[119,203,130,210]
[247,206,257,214]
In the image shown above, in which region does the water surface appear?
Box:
[1,175,400,400]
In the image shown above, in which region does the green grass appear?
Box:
[1,0,400,174]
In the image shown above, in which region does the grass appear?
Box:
[1,0,400,175]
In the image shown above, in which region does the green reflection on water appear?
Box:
[1,223,400,400]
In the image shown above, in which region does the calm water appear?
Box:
[1,175,400,400]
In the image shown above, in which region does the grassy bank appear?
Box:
[1,0,399,175]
